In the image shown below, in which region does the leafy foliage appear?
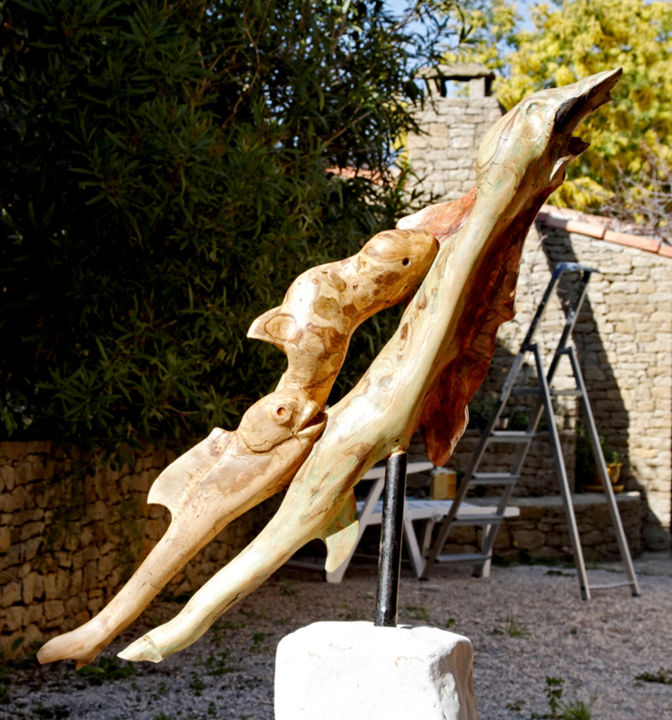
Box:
[595,151,671,241]
[444,0,672,213]
[0,0,457,454]
[635,667,672,685]
[76,655,136,684]
[442,0,519,71]
[532,677,593,720]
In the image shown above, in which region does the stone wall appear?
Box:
[0,442,266,660]
[349,488,642,568]
[441,224,671,550]
[443,493,643,564]
[510,223,670,544]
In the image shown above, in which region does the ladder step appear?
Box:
[510,387,541,396]
[510,387,582,397]
[435,552,492,564]
[471,472,519,485]
[488,431,536,442]
[587,581,637,591]
[453,514,504,526]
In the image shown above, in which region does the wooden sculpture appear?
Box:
[36,229,437,668]
[38,69,621,666]
[249,228,439,408]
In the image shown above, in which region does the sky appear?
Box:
[383,0,536,33]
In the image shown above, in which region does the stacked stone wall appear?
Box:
[0,442,265,660]
[351,491,642,566]
[500,494,643,562]
[513,228,669,542]
[433,227,671,550]
[439,227,671,549]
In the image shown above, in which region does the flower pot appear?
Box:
[582,462,623,493]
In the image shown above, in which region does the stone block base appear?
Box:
[275,621,478,720]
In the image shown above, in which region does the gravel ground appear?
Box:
[2,552,671,719]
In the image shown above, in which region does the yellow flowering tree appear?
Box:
[447,0,672,212]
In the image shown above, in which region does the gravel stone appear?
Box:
[2,552,670,719]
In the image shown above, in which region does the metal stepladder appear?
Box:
[422,262,640,599]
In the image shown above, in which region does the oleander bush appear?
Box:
[0,0,455,455]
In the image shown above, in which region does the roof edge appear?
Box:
[537,205,671,259]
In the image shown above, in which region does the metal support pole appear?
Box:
[374,451,408,627]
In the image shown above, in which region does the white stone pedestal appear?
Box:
[274,621,478,720]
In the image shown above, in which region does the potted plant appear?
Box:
[576,428,623,493]
[603,444,622,487]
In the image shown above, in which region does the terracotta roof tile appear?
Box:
[537,205,670,259]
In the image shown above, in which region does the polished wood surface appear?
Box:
[249,229,438,407]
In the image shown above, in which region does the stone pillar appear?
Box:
[410,64,502,202]
[275,621,478,720]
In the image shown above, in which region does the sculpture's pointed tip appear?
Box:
[36,627,100,667]
[322,492,359,573]
[247,307,292,355]
[118,635,164,663]
[36,640,57,665]
[247,308,279,342]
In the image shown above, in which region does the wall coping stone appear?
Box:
[417,63,495,80]
[507,491,641,508]
[0,440,53,457]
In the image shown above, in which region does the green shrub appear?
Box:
[0,0,452,456]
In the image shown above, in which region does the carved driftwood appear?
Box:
[249,228,438,408]
[37,229,437,668]
[116,69,621,663]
